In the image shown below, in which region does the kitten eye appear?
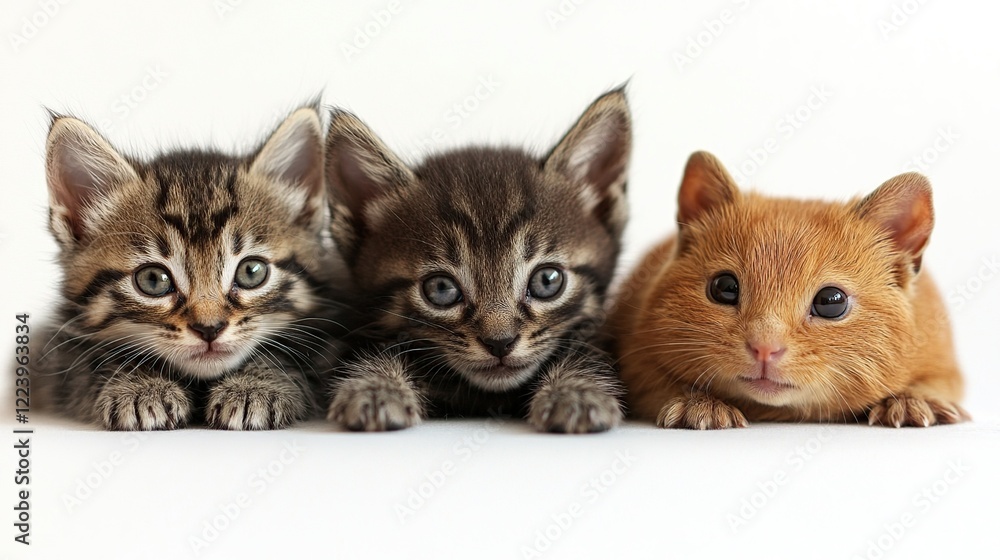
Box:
[422,275,463,307]
[134,265,174,297]
[528,267,564,300]
[708,273,739,305]
[235,258,269,289]
[812,286,849,319]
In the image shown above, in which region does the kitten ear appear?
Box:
[249,107,325,227]
[855,172,934,272]
[677,151,739,227]
[325,109,415,239]
[46,116,140,245]
[543,88,631,235]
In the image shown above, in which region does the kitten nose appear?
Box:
[479,336,519,358]
[747,341,786,363]
[190,322,227,343]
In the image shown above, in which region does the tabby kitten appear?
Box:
[324,90,631,433]
[36,107,346,430]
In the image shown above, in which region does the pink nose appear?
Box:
[747,341,786,363]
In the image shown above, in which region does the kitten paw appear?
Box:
[529,385,623,434]
[96,376,192,431]
[657,393,748,430]
[867,394,970,428]
[206,375,308,430]
[328,375,423,431]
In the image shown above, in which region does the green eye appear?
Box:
[235,258,269,289]
[134,265,174,297]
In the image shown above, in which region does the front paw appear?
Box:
[328,375,423,431]
[529,385,623,434]
[868,394,970,428]
[206,374,308,430]
[96,376,192,431]
[657,393,748,430]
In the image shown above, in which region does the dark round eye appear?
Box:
[708,273,739,305]
[422,275,463,307]
[235,258,269,289]
[812,286,849,319]
[528,267,564,300]
[134,265,174,297]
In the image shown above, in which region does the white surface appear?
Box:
[2,1,999,559]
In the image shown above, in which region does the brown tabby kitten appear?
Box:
[323,90,631,433]
[36,107,347,430]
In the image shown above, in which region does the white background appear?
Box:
[2,1,999,559]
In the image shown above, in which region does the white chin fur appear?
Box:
[745,390,800,408]
[459,364,539,392]
[170,350,252,380]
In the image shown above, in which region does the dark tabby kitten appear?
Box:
[324,90,631,433]
[36,107,346,430]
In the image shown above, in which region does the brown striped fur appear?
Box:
[325,89,632,433]
[36,107,349,430]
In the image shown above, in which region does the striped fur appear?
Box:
[325,89,631,433]
[36,107,350,430]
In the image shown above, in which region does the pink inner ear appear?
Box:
[582,116,629,195]
[334,143,384,222]
[282,146,322,195]
[887,192,933,256]
[861,174,935,259]
[677,153,737,226]
[52,147,105,240]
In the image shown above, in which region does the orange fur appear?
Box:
[610,151,966,429]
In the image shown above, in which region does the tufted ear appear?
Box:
[46,115,140,246]
[325,109,415,249]
[676,151,739,228]
[855,172,934,273]
[249,106,326,228]
[543,87,631,237]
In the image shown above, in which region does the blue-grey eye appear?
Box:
[422,275,462,307]
[134,265,174,297]
[528,267,564,299]
[235,258,269,289]
[812,286,849,319]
